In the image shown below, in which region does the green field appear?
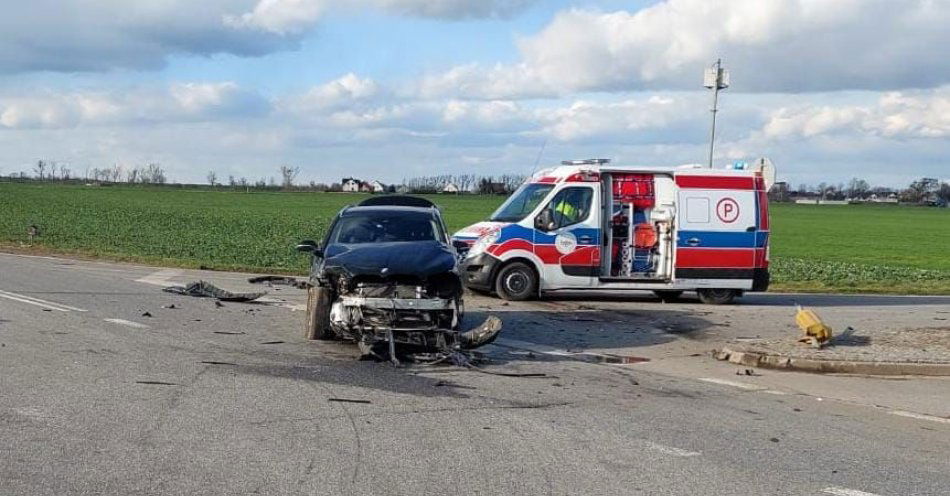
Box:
[2,182,948,294]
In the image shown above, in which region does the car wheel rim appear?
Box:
[505,272,528,294]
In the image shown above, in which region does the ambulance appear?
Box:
[453,159,775,304]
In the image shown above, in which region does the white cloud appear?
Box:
[0,83,268,129]
[0,0,536,73]
[285,74,381,111]
[763,87,950,139]
[224,0,327,35]
[419,0,950,98]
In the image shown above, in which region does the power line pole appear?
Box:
[704,58,729,168]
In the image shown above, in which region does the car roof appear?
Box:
[342,205,440,216]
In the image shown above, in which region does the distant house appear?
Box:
[342,178,361,192]
[441,182,460,194]
[369,180,386,193]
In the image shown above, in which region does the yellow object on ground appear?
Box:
[795,305,833,348]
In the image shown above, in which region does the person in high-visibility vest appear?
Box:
[554,198,579,225]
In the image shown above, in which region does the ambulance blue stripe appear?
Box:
[497,224,600,245]
[676,231,768,248]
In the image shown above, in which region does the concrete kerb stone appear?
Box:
[712,347,950,376]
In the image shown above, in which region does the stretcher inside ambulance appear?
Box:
[453,159,774,304]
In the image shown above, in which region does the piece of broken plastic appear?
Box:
[163,280,267,302]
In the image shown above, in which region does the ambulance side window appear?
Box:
[685,197,710,224]
[544,187,593,230]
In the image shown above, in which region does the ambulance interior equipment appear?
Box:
[601,172,674,281]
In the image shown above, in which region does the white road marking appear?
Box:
[889,410,950,425]
[0,289,87,312]
[698,377,764,391]
[135,269,182,287]
[644,441,700,457]
[104,318,149,329]
[822,487,882,496]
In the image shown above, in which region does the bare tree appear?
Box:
[59,164,70,180]
[207,170,218,187]
[126,167,139,183]
[33,160,48,180]
[228,175,236,187]
[846,178,869,199]
[139,163,166,184]
[108,164,122,183]
[279,165,300,189]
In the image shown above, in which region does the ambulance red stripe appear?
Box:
[675,176,755,190]
[675,248,756,268]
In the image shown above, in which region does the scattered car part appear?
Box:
[163,280,267,302]
[248,275,312,289]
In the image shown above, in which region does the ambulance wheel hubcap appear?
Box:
[504,273,528,293]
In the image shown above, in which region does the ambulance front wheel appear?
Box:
[696,288,738,305]
[495,262,538,301]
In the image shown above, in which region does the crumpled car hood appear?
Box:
[323,241,457,279]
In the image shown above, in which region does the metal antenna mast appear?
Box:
[704,58,729,168]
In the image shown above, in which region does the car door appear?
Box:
[675,181,757,279]
[533,185,599,288]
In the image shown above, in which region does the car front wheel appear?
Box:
[305,286,333,340]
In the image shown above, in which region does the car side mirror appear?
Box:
[535,209,554,231]
[296,240,322,256]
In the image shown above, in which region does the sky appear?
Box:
[0,0,947,188]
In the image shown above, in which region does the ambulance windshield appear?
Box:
[489,183,555,222]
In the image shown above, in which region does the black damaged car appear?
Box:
[296,196,498,359]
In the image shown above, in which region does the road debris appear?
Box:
[141,311,153,318]
[163,280,267,302]
[328,398,372,404]
[248,275,311,289]
[260,340,285,344]
[795,305,832,348]
[135,380,180,386]
[162,304,178,309]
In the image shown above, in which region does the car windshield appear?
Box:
[333,211,443,244]
[489,183,555,222]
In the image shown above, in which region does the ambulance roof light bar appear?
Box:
[561,158,611,166]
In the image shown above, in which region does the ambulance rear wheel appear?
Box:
[653,290,683,303]
[697,288,738,305]
[495,262,537,301]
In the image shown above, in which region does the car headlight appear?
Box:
[467,229,500,258]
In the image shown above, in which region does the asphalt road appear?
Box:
[1,253,948,495]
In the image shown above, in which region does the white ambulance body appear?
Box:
[454,159,774,304]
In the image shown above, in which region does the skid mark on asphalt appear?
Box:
[0,289,87,312]
[643,441,700,457]
[822,487,881,496]
[889,410,950,425]
[104,318,149,329]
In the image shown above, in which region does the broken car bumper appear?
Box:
[459,252,499,291]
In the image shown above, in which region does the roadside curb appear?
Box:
[712,347,950,376]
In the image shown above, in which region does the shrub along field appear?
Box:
[2,182,948,294]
